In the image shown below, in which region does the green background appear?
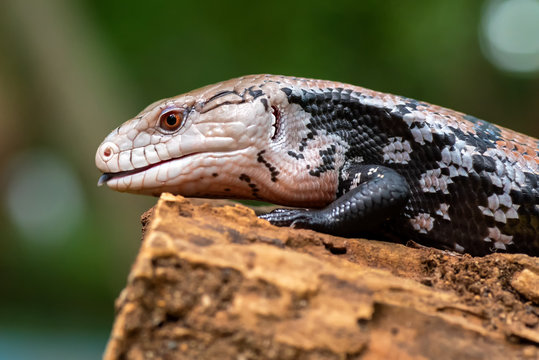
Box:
[0,0,537,358]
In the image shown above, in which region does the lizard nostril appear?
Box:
[101,142,118,161]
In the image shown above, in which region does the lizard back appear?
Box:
[278,78,538,255]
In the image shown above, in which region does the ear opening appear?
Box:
[271,106,281,140]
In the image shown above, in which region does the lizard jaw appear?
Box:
[97,152,200,187]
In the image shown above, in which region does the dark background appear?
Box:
[0,0,537,358]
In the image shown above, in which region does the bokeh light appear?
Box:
[3,149,85,245]
[480,0,539,74]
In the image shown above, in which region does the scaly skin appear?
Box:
[96,75,539,256]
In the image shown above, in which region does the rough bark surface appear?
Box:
[104,193,539,360]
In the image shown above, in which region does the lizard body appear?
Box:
[96,75,539,256]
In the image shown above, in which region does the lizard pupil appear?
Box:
[167,114,178,126]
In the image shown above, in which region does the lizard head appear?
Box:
[96,74,340,205]
[95,75,282,198]
[95,75,289,199]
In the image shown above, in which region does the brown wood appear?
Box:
[104,193,539,360]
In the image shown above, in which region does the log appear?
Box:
[104,193,539,360]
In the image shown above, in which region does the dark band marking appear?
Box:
[247,86,264,99]
[202,85,267,115]
[309,145,336,177]
[287,150,304,160]
[239,173,261,198]
[200,89,248,114]
[239,174,251,182]
[260,98,269,111]
[257,150,280,182]
[205,90,238,104]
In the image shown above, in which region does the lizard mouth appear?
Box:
[97,153,200,186]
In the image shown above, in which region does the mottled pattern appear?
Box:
[276,80,538,255]
[96,75,539,256]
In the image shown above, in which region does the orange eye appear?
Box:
[159,109,184,132]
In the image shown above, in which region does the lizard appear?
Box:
[95,74,539,256]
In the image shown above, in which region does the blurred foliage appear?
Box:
[84,0,538,134]
[0,0,537,357]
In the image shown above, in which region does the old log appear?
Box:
[104,193,539,360]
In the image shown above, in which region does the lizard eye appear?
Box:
[159,108,184,132]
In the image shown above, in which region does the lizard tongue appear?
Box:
[97,173,113,187]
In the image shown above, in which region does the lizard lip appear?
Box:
[97,153,200,186]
